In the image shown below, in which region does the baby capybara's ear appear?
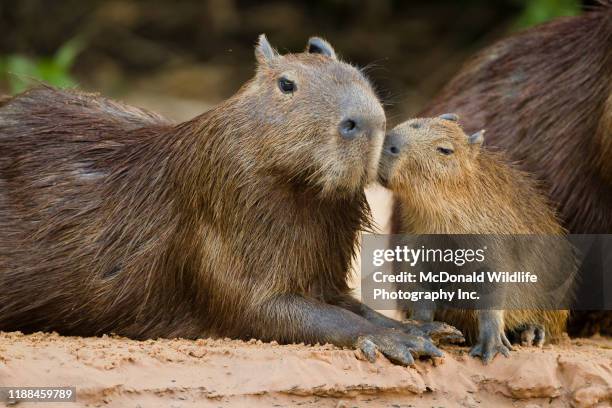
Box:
[255,34,279,65]
[439,113,459,122]
[468,129,485,147]
[306,37,337,60]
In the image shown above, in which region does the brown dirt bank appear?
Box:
[0,332,610,408]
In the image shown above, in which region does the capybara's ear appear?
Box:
[306,37,337,60]
[468,129,485,147]
[439,113,459,122]
[255,34,278,65]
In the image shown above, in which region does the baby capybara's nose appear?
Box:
[338,116,382,140]
[382,131,406,157]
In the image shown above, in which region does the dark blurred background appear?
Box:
[0,0,595,123]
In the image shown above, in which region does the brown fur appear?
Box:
[381,118,570,344]
[414,5,611,335]
[0,38,388,344]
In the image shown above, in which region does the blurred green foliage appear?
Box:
[0,37,84,94]
[514,0,581,29]
[0,1,582,97]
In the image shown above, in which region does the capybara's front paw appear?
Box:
[515,324,545,347]
[469,329,513,364]
[403,319,465,345]
[357,329,443,366]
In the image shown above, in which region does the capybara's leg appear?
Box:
[330,294,463,344]
[411,309,434,322]
[256,294,442,366]
[470,310,513,364]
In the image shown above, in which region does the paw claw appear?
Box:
[358,338,378,363]
[425,341,444,357]
[403,320,465,345]
[358,329,441,366]
[396,349,415,366]
[502,333,514,350]
[470,333,513,364]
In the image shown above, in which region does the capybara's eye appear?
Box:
[437,146,454,155]
[278,77,296,94]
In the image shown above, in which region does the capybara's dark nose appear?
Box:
[338,116,383,140]
[338,117,360,140]
[383,131,405,157]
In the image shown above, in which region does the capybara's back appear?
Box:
[0,87,186,337]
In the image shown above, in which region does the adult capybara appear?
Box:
[380,115,575,363]
[0,35,448,366]
[413,5,612,336]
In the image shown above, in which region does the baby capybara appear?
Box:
[416,5,611,335]
[0,35,446,366]
[379,115,575,363]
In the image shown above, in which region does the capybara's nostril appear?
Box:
[383,132,405,157]
[339,118,360,140]
[384,144,400,157]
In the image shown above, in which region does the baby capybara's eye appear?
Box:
[278,77,296,94]
[437,146,454,155]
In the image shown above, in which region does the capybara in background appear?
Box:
[413,5,611,336]
[380,115,574,363]
[0,35,446,366]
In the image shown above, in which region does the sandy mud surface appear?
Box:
[0,331,610,408]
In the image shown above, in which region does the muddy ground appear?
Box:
[0,331,610,408]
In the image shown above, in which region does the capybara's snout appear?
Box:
[336,88,386,146]
[377,129,405,188]
[338,113,385,142]
[382,130,406,157]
